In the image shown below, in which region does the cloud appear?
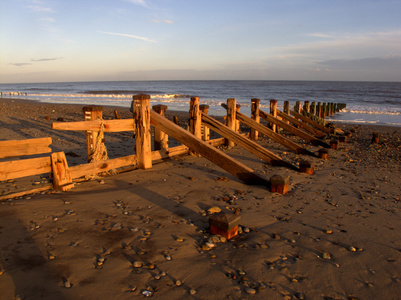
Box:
[125,0,148,7]
[8,63,33,67]
[31,57,63,62]
[317,55,401,70]
[99,31,157,43]
[151,19,173,24]
[306,33,331,38]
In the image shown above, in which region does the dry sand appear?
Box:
[0,98,401,300]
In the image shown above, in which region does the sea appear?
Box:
[1,80,400,126]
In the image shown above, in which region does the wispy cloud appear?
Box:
[8,63,33,67]
[125,0,148,7]
[151,19,173,24]
[317,55,401,70]
[31,57,63,62]
[99,31,157,43]
[306,33,332,38]
[26,0,54,13]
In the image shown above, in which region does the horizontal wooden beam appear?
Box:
[52,119,135,132]
[276,110,326,138]
[202,113,298,170]
[289,110,331,134]
[234,110,316,157]
[259,109,330,148]
[0,157,51,181]
[0,137,52,159]
[69,154,138,180]
[150,110,267,185]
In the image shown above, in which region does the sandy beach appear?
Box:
[1,98,401,300]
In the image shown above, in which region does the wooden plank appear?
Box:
[0,157,51,181]
[52,119,135,132]
[0,184,53,201]
[150,110,267,185]
[276,110,327,137]
[234,110,316,157]
[69,155,138,180]
[250,98,260,140]
[201,114,298,170]
[289,110,331,134]
[259,109,330,148]
[0,137,52,159]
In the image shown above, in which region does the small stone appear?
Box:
[142,290,152,297]
[238,270,246,276]
[322,252,331,259]
[260,244,268,249]
[154,275,161,280]
[324,229,333,234]
[243,227,250,233]
[64,281,71,288]
[147,263,155,270]
[133,261,143,268]
[205,242,215,248]
[290,239,296,244]
[189,289,197,295]
[176,237,184,242]
[48,254,56,260]
[245,287,256,294]
[349,246,357,252]
[99,180,105,184]
[219,237,227,243]
[175,280,182,286]
[165,255,172,261]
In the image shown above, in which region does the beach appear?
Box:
[1,98,401,299]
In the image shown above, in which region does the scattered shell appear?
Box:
[207,206,221,214]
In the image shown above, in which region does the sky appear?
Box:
[1,0,401,83]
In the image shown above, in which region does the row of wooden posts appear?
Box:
[61,95,345,189]
[0,95,346,200]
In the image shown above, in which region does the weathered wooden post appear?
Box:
[310,102,316,115]
[209,212,241,240]
[330,139,339,150]
[299,160,314,175]
[152,104,169,151]
[235,104,241,133]
[270,99,278,133]
[322,103,327,118]
[303,101,310,113]
[295,101,302,114]
[317,102,322,118]
[283,101,290,124]
[318,148,329,160]
[250,98,260,140]
[270,174,290,195]
[132,94,152,169]
[83,105,104,162]
[226,98,236,147]
[199,104,210,141]
[189,97,202,156]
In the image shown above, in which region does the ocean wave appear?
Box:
[344,109,401,116]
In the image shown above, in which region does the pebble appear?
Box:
[133,261,143,268]
[322,252,331,260]
[189,289,197,295]
[142,290,153,297]
[244,287,256,294]
[243,227,250,233]
[175,280,182,286]
[349,246,357,252]
[176,237,184,242]
[165,255,172,261]
[238,270,246,276]
[64,281,71,288]
[205,242,215,248]
[154,274,161,280]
